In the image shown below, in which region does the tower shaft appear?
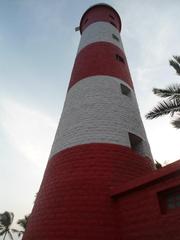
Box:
[23,4,154,240]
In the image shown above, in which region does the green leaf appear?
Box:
[145,99,180,119]
[153,84,180,99]
[0,229,6,236]
[173,55,180,64]
[169,56,180,75]
[17,215,29,231]
[171,116,180,129]
[0,212,14,227]
[8,231,14,240]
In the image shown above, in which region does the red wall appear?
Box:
[23,143,153,240]
[69,42,133,90]
[23,144,180,240]
[112,162,180,240]
[80,5,121,33]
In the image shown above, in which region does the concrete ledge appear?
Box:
[111,160,180,198]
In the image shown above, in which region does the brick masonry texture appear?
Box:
[80,4,121,33]
[23,143,154,240]
[23,3,180,240]
[77,21,124,53]
[112,161,180,240]
[69,42,133,89]
[50,76,152,159]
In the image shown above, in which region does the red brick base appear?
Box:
[23,143,153,240]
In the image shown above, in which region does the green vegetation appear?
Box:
[12,215,29,238]
[146,56,180,128]
[0,212,14,240]
[0,211,29,239]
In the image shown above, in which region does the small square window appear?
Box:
[110,21,116,28]
[115,54,125,63]
[121,84,131,96]
[128,133,143,155]
[158,186,180,214]
[167,202,175,209]
[176,193,180,199]
[112,34,119,42]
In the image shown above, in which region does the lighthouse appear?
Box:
[23,4,156,240]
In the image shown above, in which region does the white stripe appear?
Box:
[77,22,124,53]
[50,76,152,159]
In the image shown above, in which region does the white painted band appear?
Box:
[77,22,124,53]
[50,76,152,159]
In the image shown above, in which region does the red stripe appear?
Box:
[23,143,154,240]
[69,42,133,90]
[80,5,121,33]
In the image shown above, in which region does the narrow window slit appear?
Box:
[115,54,125,63]
[158,186,180,214]
[112,34,119,42]
[121,84,131,96]
[128,133,143,155]
[110,21,116,28]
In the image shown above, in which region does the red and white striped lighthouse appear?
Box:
[23,4,155,240]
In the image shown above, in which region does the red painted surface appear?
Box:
[112,160,180,240]
[69,42,133,90]
[23,4,180,239]
[158,185,180,214]
[23,143,154,240]
[80,4,121,33]
[111,159,180,197]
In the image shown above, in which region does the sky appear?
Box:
[0,0,180,238]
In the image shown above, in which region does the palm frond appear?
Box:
[8,231,14,240]
[145,99,180,119]
[17,219,26,229]
[12,229,24,238]
[153,84,180,99]
[169,56,180,75]
[0,228,6,236]
[11,229,19,233]
[173,56,180,64]
[0,212,14,227]
[17,215,29,230]
[171,116,180,129]
[0,224,5,230]
[18,232,23,237]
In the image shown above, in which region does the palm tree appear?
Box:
[12,215,29,238]
[146,56,180,128]
[0,211,14,240]
[169,55,180,75]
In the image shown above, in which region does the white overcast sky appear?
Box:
[0,0,180,237]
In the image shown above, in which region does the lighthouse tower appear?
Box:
[23,4,155,240]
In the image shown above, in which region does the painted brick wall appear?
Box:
[69,42,133,89]
[23,4,159,240]
[77,22,124,53]
[113,165,180,240]
[23,143,154,240]
[80,4,121,33]
[50,77,152,160]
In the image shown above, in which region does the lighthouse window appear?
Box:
[121,84,131,96]
[115,54,125,63]
[112,34,119,42]
[110,21,117,28]
[158,186,180,214]
[128,133,143,154]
